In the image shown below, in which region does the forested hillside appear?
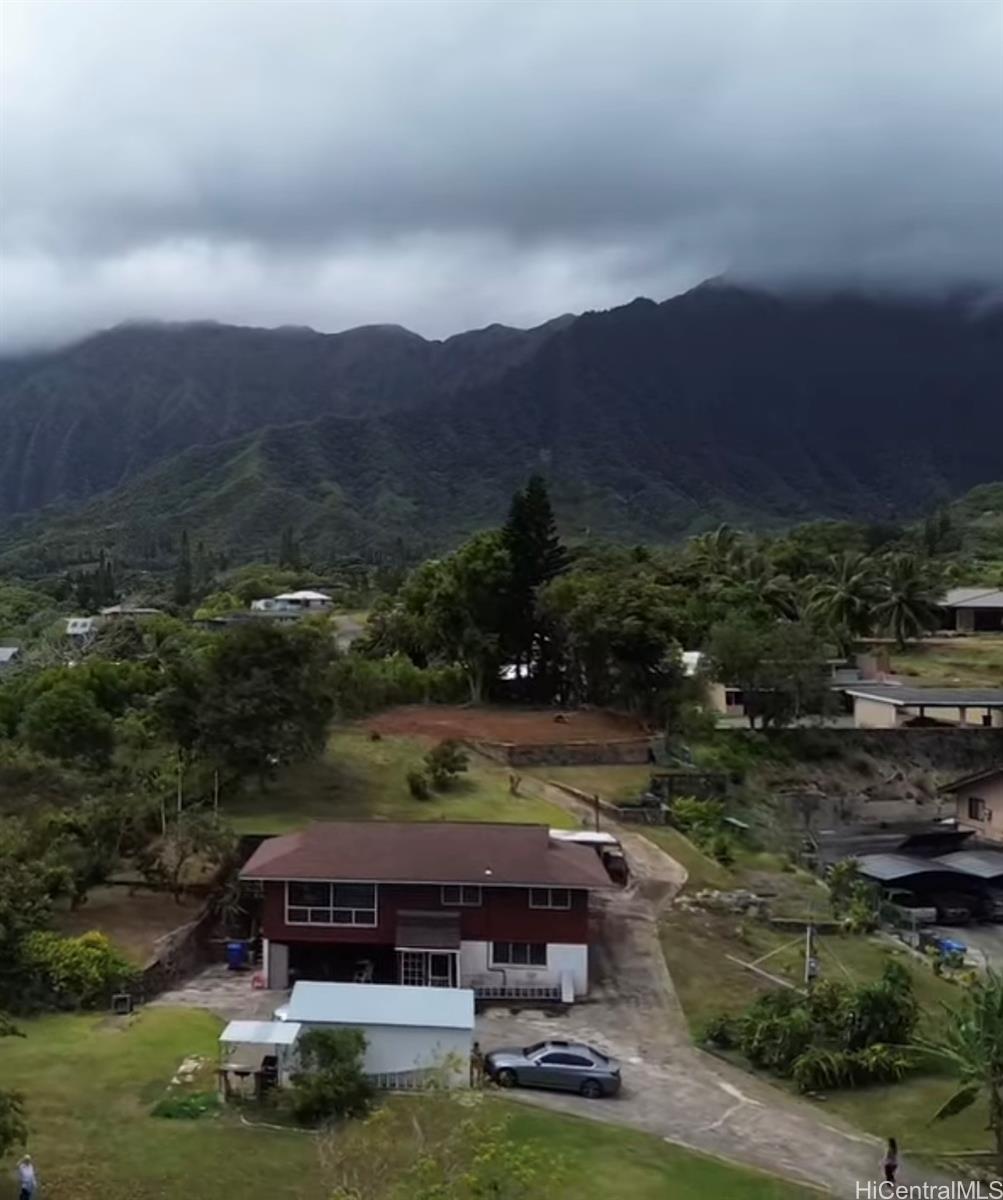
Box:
[1,282,1001,570]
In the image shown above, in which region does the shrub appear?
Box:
[791,1048,856,1092]
[851,1043,911,1084]
[710,833,735,866]
[423,740,469,791]
[407,769,431,800]
[702,1013,737,1048]
[152,1092,221,1119]
[289,1028,375,1126]
[21,931,135,1009]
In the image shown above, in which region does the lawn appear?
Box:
[1,1008,814,1199]
[225,728,575,833]
[890,637,1003,687]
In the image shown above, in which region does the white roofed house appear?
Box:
[939,587,1003,634]
[0,646,20,672]
[250,590,334,618]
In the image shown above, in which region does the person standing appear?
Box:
[17,1155,37,1200]
[470,1041,485,1087]
[881,1137,898,1184]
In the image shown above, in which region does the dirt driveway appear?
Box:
[483,779,935,1196]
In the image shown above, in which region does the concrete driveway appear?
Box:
[479,784,941,1196]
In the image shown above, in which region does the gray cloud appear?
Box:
[2,0,1001,349]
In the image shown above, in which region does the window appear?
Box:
[441,885,482,906]
[529,888,571,910]
[539,1052,592,1067]
[286,881,377,926]
[491,942,547,967]
[968,797,988,822]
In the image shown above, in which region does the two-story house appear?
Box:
[241,821,612,1000]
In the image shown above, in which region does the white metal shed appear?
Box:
[281,982,475,1086]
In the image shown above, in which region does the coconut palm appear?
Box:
[806,552,878,652]
[919,968,1003,1166]
[872,553,942,648]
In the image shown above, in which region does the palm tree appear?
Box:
[806,552,877,652]
[919,968,1003,1165]
[873,553,942,648]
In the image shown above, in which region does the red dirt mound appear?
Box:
[362,705,647,745]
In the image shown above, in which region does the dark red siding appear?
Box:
[261,882,590,945]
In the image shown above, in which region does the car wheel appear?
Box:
[496,1069,518,1089]
[580,1079,603,1099]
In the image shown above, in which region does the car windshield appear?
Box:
[523,1042,547,1056]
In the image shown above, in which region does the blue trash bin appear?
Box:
[226,940,248,971]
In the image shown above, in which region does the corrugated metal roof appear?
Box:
[942,588,1003,609]
[855,853,963,882]
[0,647,19,664]
[934,851,1003,879]
[219,1020,302,1045]
[844,685,1003,707]
[284,981,475,1030]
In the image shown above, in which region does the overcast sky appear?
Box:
[2,0,1001,351]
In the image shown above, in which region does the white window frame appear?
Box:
[441,885,482,907]
[285,881,378,927]
[529,887,571,910]
[490,941,547,968]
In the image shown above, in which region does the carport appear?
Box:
[854,853,967,892]
[934,850,1003,883]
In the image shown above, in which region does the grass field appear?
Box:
[1,1008,814,1199]
[890,637,1003,686]
[226,728,575,833]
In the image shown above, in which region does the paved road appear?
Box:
[497,776,940,1197]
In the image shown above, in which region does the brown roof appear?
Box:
[241,822,611,889]
[942,764,1003,794]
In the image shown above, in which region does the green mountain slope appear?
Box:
[1,283,1001,569]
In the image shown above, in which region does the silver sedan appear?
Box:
[484,1039,621,1098]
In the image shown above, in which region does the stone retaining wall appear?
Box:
[468,736,653,767]
[135,902,218,1001]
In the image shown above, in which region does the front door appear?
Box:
[428,953,454,987]
[399,950,456,987]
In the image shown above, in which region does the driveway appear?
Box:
[492,776,939,1196]
[149,963,288,1021]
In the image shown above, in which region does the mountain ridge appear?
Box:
[1,282,1001,570]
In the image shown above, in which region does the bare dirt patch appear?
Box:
[54,886,201,965]
[363,705,647,745]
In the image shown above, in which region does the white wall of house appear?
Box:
[853,698,899,728]
[458,940,588,996]
[298,1022,471,1084]
[955,777,1003,843]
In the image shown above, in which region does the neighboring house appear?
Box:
[250,589,334,618]
[66,606,162,640]
[65,616,99,640]
[844,685,1003,728]
[0,646,20,672]
[939,587,1003,634]
[99,604,163,620]
[944,766,1003,842]
[692,650,864,721]
[241,821,611,1000]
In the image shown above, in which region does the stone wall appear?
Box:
[468,737,653,767]
[135,902,219,1001]
[743,726,1003,772]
